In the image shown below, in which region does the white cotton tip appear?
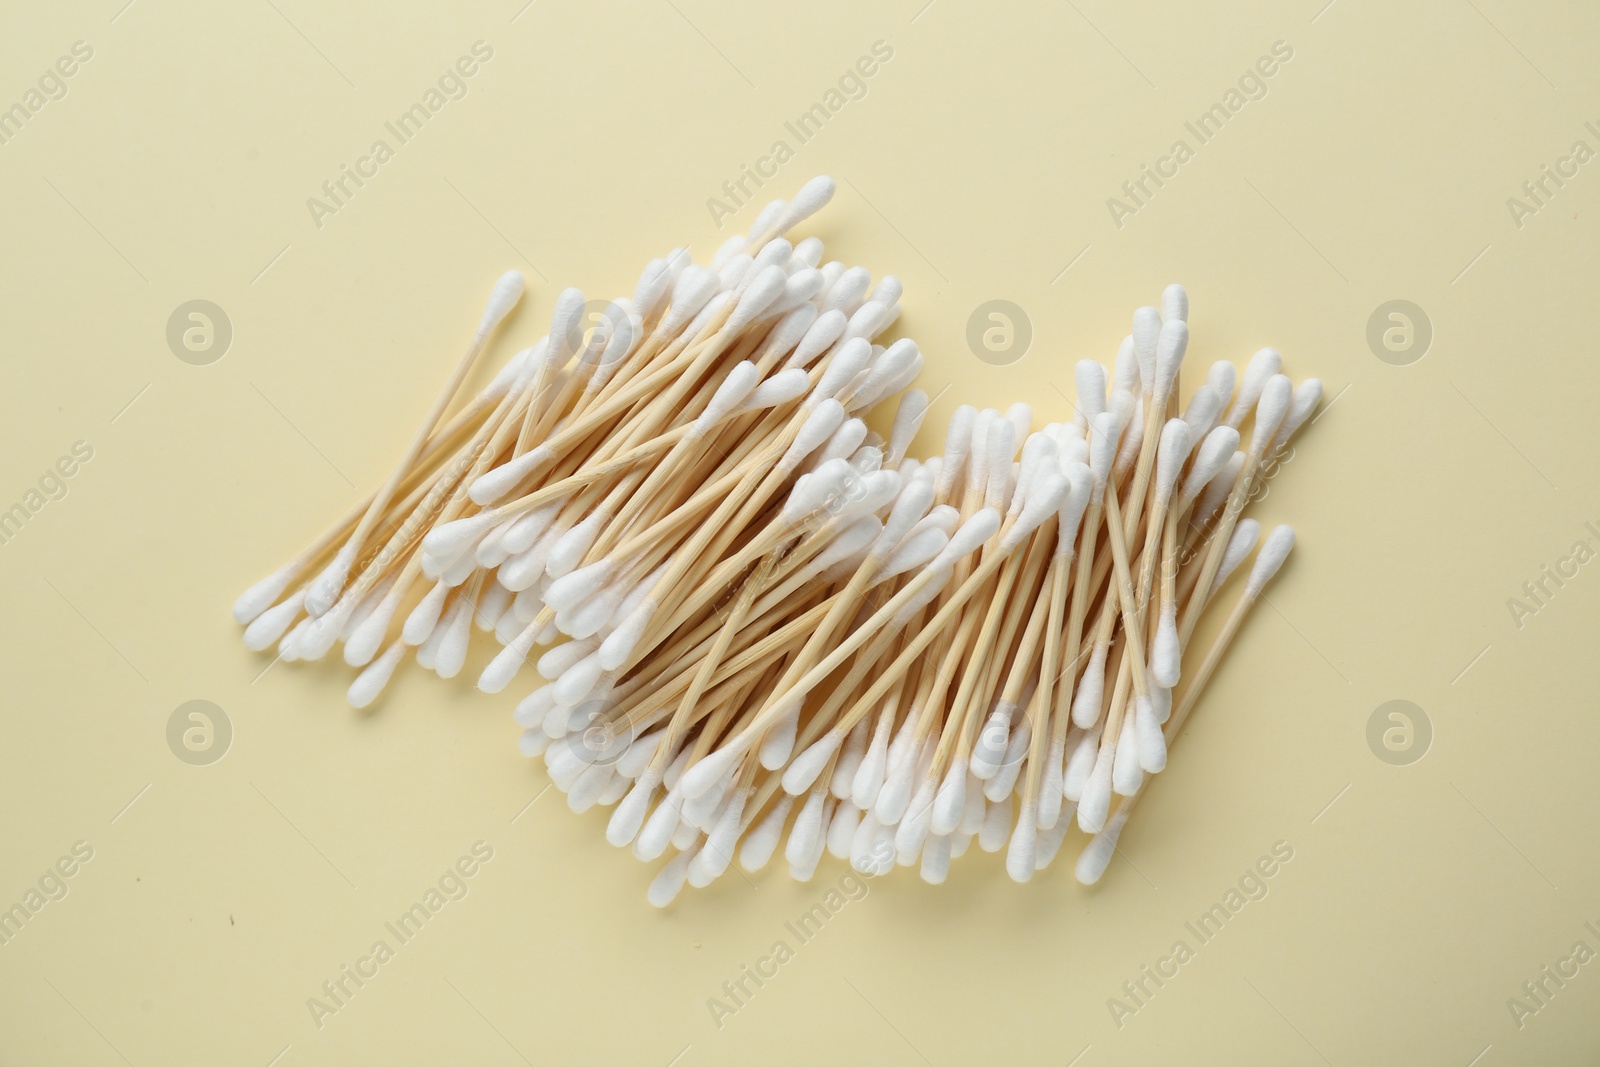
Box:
[931,508,1001,571]
[847,337,918,409]
[543,559,616,614]
[543,287,587,366]
[785,791,829,867]
[1154,419,1193,503]
[727,265,789,333]
[1071,643,1108,728]
[634,792,682,862]
[1207,359,1236,407]
[597,772,630,806]
[552,652,604,707]
[1076,804,1130,885]
[787,309,848,371]
[783,458,852,524]
[646,849,693,909]
[832,721,871,799]
[1250,374,1294,452]
[677,745,742,801]
[560,583,619,641]
[1180,425,1241,504]
[873,751,916,825]
[872,477,935,560]
[1112,709,1145,795]
[598,602,653,671]
[761,304,821,367]
[513,687,556,730]
[517,728,549,758]
[966,409,995,496]
[477,631,534,694]
[502,502,559,557]
[781,399,845,472]
[1151,607,1181,688]
[931,757,968,835]
[760,705,802,772]
[918,834,952,884]
[439,548,479,588]
[1214,519,1262,593]
[435,601,470,675]
[1111,336,1137,397]
[1226,347,1282,428]
[1064,725,1101,801]
[852,812,895,875]
[895,777,936,855]
[1035,809,1071,870]
[826,801,860,859]
[234,566,293,625]
[546,512,606,579]
[1161,283,1188,323]
[780,729,841,794]
[1155,319,1188,395]
[477,270,526,337]
[979,797,1012,853]
[813,337,873,405]
[633,258,674,321]
[1273,378,1323,452]
[1134,696,1167,773]
[697,789,748,878]
[1077,743,1114,833]
[1196,453,1245,521]
[988,722,1031,801]
[773,175,836,236]
[1000,468,1068,550]
[1089,411,1120,491]
[1131,307,1161,388]
[1006,801,1039,882]
[740,794,794,871]
[1038,735,1067,829]
[294,601,352,660]
[672,815,701,850]
[822,265,872,315]
[341,590,398,666]
[736,367,811,417]
[841,300,893,345]
[935,404,977,497]
[347,641,406,709]
[747,236,792,278]
[1149,680,1172,725]
[960,772,988,833]
[663,266,719,333]
[1182,384,1224,443]
[851,726,891,809]
[243,588,305,651]
[886,390,930,468]
[969,707,1012,780]
[1073,360,1108,423]
[422,510,502,561]
[792,236,824,268]
[470,449,552,505]
[812,418,868,473]
[399,581,449,646]
[1249,524,1296,593]
[414,613,445,669]
[536,637,594,680]
[691,363,758,438]
[717,253,753,292]
[485,347,533,400]
[304,544,356,617]
[568,764,615,814]
[983,419,1017,511]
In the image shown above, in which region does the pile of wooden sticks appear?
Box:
[234,177,1318,905]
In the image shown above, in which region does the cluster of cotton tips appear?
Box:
[234,178,1317,906]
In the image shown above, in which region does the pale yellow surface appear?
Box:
[2,1,1598,1064]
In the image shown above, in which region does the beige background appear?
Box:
[2,0,1597,1063]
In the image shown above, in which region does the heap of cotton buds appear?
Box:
[234,176,1317,906]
